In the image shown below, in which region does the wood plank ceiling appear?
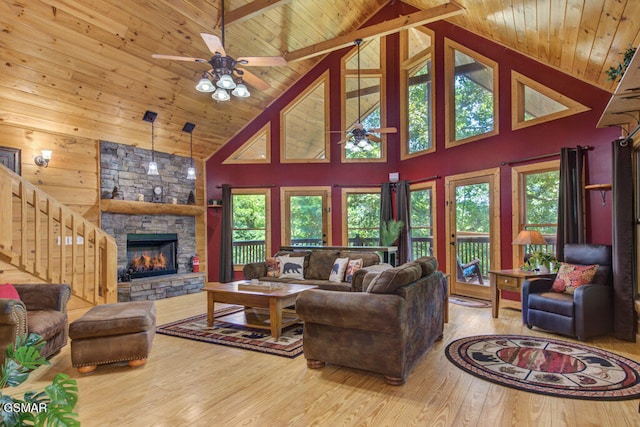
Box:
[0,0,638,161]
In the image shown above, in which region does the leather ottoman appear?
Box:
[69,301,156,374]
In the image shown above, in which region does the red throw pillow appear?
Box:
[551,263,598,294]
[0,283,20,300]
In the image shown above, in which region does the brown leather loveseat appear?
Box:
[296,256,447,385]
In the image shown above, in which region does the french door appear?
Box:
[445,168,500,300]
[280,187,332,247]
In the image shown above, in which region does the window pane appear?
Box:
[345,76,382,159]
[290,195,323,246]
[454,50,495,141]
[410,188,433,257]
[347,193,380,245]
[232,194,266,264]
[525,170,559,254]
[283,80,327,160]
[408,60,433,153]
[523,86,569,121]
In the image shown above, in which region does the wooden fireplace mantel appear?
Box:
[101,199,204,216]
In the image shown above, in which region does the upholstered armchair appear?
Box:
[296,256,447,385]
[0,284,71,363]
[522,244,612,340]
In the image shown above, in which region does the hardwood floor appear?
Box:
[10,291,640,426]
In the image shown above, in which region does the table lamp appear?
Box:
[512,230,547,263]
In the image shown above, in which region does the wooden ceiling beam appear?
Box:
[284,2,465,62]
[225,0,292,26]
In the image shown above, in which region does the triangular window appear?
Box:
[512,71,589,130]
[223,123,270,164]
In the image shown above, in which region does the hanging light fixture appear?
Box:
[212,87,231,102]
[143,110,159,175]
[195,73,215,92]
[183,122,196,180]
[232,78,250,97]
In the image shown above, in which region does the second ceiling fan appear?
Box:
[152,0,286,99]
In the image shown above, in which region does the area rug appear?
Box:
[449,296,491,308]
[445,334,640,400]
[157,306,304,358]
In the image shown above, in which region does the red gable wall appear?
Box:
[206,3,619,281]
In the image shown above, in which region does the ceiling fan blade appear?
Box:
[238,68,270,91]
[152,54,208,63]
[237,56,287,67]
[201,33,226,56]
[337,135,351,145]
[367,134,382,143]
[368,127,397,134]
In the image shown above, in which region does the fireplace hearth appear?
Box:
[126,233,178,279]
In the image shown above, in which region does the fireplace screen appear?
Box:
[126,233,178,279]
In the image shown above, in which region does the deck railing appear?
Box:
[0,165,118,304]
[232,234,556,278]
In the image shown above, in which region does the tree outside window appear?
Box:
[346,192,380,246]
[232,192,269,265]
[410,186,434,258]
[523,170,559,254]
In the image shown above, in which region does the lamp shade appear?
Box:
[232,83,250,98]
[216,74,236,89]
[212,88,230,101]
[195,77,215,92]
[186,166,196,180]
[147,161,159,176]
[512,229,547,245]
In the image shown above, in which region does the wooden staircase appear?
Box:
[0,164,117,306]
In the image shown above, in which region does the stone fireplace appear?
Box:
[100,141,205,302]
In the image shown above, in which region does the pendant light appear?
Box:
[143,110,159,175]
[183,122,196,180]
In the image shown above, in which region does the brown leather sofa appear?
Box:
[0,284,71,363]
[522,244,613,340]
[243,248,387,292]
[296,256,447,385]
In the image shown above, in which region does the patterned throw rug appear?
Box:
[448,296,491,308]
[157,306,304,358]
[445,334,640,400]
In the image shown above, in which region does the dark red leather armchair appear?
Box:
[522,244,612,341]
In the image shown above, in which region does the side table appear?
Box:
[489,269,556,318]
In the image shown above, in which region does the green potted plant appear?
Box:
[0,333,79,426]
[523,250,558,273]
[380,220,404,246]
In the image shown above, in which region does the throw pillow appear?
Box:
[279,255,305,279]
[551,263,598,294]
[0,283,20,300]
[265,257,281,278]
[328,257,349,283]
[345,258,363,283]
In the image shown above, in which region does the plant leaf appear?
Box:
[45,374,79,408]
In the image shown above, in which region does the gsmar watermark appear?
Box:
[3,402,48,413]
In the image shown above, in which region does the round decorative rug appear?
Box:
[449,296,491,308]
[445,334,640,400]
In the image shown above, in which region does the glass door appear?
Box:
[446,169,500,300]
[281,187,331,247]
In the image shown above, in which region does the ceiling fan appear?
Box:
[337,39,397,147]
[151,0,286,100]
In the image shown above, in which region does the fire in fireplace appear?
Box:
[126,233,178,279]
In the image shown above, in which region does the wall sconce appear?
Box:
[34,150,52,167]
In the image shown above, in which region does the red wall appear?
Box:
[206,3,619,281]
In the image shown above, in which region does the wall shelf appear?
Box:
[101,199,204,216]
[585,183,612,206]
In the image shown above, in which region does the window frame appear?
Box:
[511,160,560,268]
[280,70,331,163]
[231,188,272,270]
[409,180,438,259]
[400,27,436,160]
[444,38,499,148]
[341,38,387,163]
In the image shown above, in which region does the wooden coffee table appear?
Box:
[203,281,317,340]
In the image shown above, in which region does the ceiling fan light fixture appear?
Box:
[212,87,230,101]
[232,82,250,98]
[195,76,215,92]
[216,74,236,89]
